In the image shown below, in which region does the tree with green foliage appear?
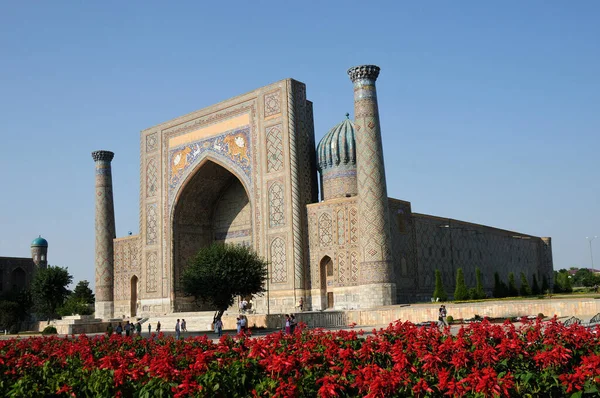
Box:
[531,274,541,295]
[432,269,447,301]
[493,272,508,298]
[454,268,470,301]
[508,272,519,297]
[182,243,268,321]
[0,301,20,333]
[553,271,563,293]
[31,266,72,319]
[519,272,532,296]
[471,268,486,300]
[72,280,95,304]
[541,274,550,294]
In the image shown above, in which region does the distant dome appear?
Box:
[317,115,356,171]
[31,236,48,247]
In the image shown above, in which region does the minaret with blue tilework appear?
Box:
[348,65,396,306]
[92,150,116,319]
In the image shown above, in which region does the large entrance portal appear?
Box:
[320,256,334,310]
[172,159,252,312]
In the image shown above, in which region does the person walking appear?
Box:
[156,321,161,333]
[147,323,151,335]
[136,322,142,335]
[106,323,113,336]
[116,322,123,336]
[124,321,131,337]
[181,319,187,333]
[239,316,247,335]
[236,316,242,334]
[175,319,181,340]
[214,318,223,337]
[439,305,448,327]
[284,314,291,334]
[290,314,297,334]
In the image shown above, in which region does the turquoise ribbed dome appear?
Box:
[316,115,356,171]
[31,236,48,247]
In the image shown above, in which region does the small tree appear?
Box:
[553,271,563,293]
[31,266,72,319]
[72,280,95,304]
[541,274,550,294]
[0,301,20,333]
[519,272,532,296]
[182,243,268,321]
[472,268,486,299]
[493,272,507,298]
[432,269,447,301]
[531,274,541,295]
[508,272,519,297]
[454,268,470,301]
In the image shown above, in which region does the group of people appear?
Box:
[284,314,298,334]
[438,304,448,327]
[107,320,143,336]
[175,319,187,339]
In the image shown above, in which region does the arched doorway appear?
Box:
[130,275,138,317]
[10,267,26,292]
[320,256,334,309]
[172,159,252,312]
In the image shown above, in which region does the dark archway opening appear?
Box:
[172,160,252,312]
[10,267,26,292]
[131,275,138,317]
[320,256,334,309]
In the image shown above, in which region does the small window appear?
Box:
[41,255,46,261]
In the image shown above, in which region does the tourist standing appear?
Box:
[290,314,297,334]
[124,321,131,337]
[116,322,123,336]
[214,318,223,337]
[285,314,291,334]
[439,305,448,327]
[240,316,247,335]
[181,319,187,333]
[136,322,142,335]
[156,321,161,333]
[236,316,241,334]
[175,319,181,340]
[106,323,113,335]
[147,323,151,335]
[298,298,304,312]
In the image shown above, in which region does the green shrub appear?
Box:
[537,313,545,319]
[446,315,454,323]
[519,272,532,296]
[454,268,469,301]
[508,272,519,297]
[42,326,57,335]
[432,269,448,301]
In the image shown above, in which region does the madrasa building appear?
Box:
[92,65,553,319]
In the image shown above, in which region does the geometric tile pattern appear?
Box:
[146,251,157,292]
[146,158,158,198]
[318,212,332,246]
[266,124,283,173]
[350,251,359,283]
[146,203,157,245]
[264,90,281,118]
[92,151,116,306]
[337,210,346,245]
[146,132,158,152]
[349,207,358,244]
[270,237,287,283]
[338,252,346,284]
[268,182,285,228]
[349,66,393,284]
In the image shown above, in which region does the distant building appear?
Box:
[0,236,48,294]
[92,65,554,318]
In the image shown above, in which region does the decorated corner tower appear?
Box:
[92,150,116,319]
[348,65,396,306]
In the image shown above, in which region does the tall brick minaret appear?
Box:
[347,65,396,306]
[92,150,116,319]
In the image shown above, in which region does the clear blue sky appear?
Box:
[1,1,598,290]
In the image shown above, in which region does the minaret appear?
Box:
[92,150,116,319]
[347,65,396,306]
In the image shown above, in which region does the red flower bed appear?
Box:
[1,318,599,397]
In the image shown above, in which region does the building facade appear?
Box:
[0,236,48,294]
[94,65,553,318]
